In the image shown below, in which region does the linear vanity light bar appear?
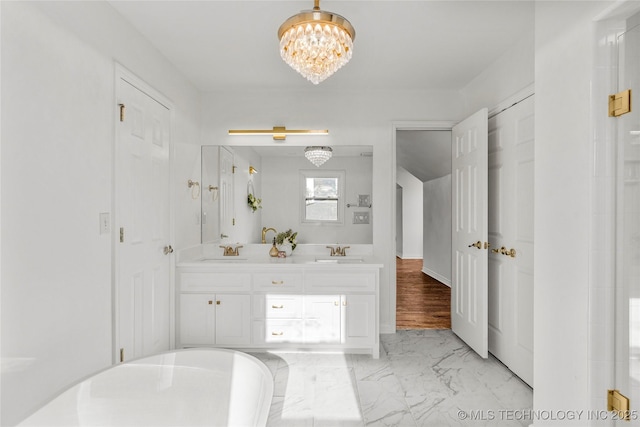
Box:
[228,126,329,141]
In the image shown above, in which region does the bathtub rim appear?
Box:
[18,347,275,427]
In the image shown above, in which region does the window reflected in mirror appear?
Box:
[302,171,345,223]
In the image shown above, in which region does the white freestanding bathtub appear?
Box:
[18,348,274,427]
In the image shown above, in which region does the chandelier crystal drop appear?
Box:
[278,0,355,85]
[305,146,333,167]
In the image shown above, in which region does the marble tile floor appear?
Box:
[250,329,533,427]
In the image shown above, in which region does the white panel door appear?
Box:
[615,21,640,425]
[116,76,171,362]
[343,294,376,346]
[451,108,489,358]
[304,295,341,343]
[179,293,216,345]
[219,147,234,242]
[215,294,251,345]
[488,96,534,386]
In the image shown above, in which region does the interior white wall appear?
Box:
[423,175,452,286]
[0,2,201,425]
[201,89,465,333]
[396,167,423,259]
[461,24,535,117]
[533,1,614,423]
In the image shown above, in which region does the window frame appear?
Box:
[300,169,345,225]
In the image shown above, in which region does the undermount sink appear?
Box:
[314,257,364,264]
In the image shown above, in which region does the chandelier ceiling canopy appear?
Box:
[304,146,333,167]
[278,0,355,85]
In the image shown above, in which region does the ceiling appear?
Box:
[108,1,533,182]
[397,130,451,182]
[108,0,534,92]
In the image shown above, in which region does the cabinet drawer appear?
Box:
[253,320,304,344]
[180,272,251,292]
[253,272,303,291]
[253,295,303,319]
[305,272,377,291]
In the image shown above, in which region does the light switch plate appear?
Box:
[358,194,371,207]
[353,211,370,224]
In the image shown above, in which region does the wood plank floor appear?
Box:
[396,258,451,329]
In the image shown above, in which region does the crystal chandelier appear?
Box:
[278,0,355,84]
[305,146,333,167]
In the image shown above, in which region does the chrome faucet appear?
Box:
[326,245,350,256]
[261,227,277,244]
[219,244,243,256]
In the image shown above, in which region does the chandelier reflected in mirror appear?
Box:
[278,0,355,84]
[305,146,333,167]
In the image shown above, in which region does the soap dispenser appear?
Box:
[269,237,279,257]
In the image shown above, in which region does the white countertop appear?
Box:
[176,244,384,269]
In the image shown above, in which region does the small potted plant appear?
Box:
[275,229,298,255]
[247,193,262,212]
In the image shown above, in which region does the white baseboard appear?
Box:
[421,267,451,287]
[380,324,395,334]
[396,254,422,260]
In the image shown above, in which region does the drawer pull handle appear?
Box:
[271,305,284,309]
[271,332,284,336]
[271,280,284,285]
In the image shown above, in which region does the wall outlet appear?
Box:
[99,212,110,234]
[353,211,370,224]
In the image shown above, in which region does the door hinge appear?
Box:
[120,348,124,363]
[608,389,630,421]
[118,103,126,122]
[119,227,124,243]
[609,89,632,117]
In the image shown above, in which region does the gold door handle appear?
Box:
[497,246,517,258]
[468,241,482,249]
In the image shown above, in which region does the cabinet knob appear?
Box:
[208,300,213,305]
[216,300,221,305]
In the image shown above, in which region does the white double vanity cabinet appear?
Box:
[176,253,382,358]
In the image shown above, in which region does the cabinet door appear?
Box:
[180,294,216,345]
[215,294,251,345]
[304,295,341,343]
[343,294,376,346]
